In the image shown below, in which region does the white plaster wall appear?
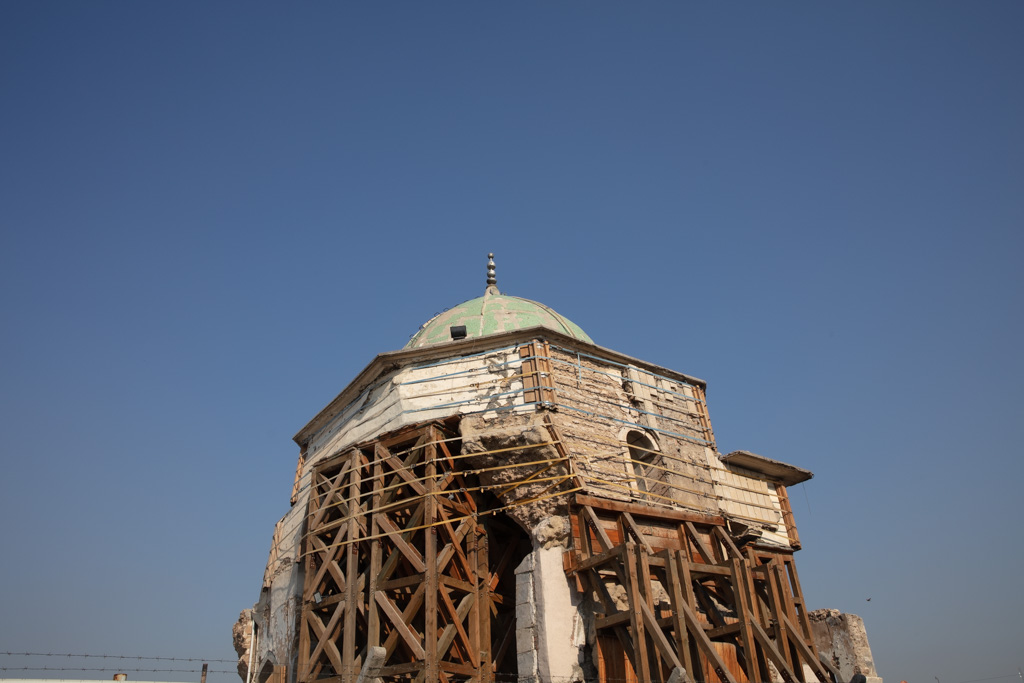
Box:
[514,547,585,683]
[304,347,525,469]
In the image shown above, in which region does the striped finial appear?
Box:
[486,253,496,286]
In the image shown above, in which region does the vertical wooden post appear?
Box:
[764,558,794,673]
[664,549,694,676]
[425,434,439,682]
[624,541,651,683]
[368,448,383,650]
[730,557,762,683]
[200,663,207,683]
[775,484,801,549]
[475,518,491,683]
[343,449,362,683]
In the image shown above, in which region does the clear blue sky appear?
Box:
[2,3,1021,683]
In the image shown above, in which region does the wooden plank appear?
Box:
[425,436,440,681]
[342,450,362,683]
[676,599,740,683]
[596,611,633,629]
[380,583,427,659]
[297,603,312,681]
[379,662,424,677]
[780,612,831,683]
[623,512,656,555]
[367,454,383,650]
[378,573,427,591]
[306,536,346,600]
[520,343,539,403]
[705,623,743,639]
[438,585,475,666]
[684,522,717,564]
[305,602,346,677]
[571,543,626,573]
[543,415,586,490]
[305,608,346,677]
[466,526,482,680]
[624,542,652,683]
[375,592,427,660]
[435,504,476,581]
[376,513,427,572]
[640,599,684,673]
[377,504,426,584]
[772,561,801,644]
[690,562,733,577]
[538,340,556,404]
[475,520,491,683]
[439,660,479,676]
[785,558,815,645]
[309,459,352,530]
[583,505,615,552]
[713,526,743,561]
[763,558,793,672]
[439,574,476,594]
[577,494,725,526]
[750,620,799,683]
[635,540,663,682]
[730,557,762,683]
[775,484,801,549]
[663,549,694,676]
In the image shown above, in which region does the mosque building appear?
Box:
[233,255,878,683]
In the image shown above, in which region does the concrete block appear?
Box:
[515,599,535,627]
[516,650,538,677]
[516,627,536,654]
[516,577,533,605]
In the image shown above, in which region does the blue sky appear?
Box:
[1,3,1022,683]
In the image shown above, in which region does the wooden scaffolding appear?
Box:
[565,496,835,683]
[297,420,530,683]
[297,418,836,683]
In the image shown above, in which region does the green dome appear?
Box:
[406,286,593,349]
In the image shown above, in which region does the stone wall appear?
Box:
[809,609,882,683]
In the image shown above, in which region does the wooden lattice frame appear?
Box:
[565,495,835,683]
[297,420,524,683]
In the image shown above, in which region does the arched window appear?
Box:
[626,430,659,500]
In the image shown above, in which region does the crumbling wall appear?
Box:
[546,345,719,515]
[232,609,253,682]
[459,412,574,533]
[809,609,881,683]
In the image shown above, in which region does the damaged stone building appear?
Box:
[235,256,880,683]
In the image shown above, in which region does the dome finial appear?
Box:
[486,253,496,286]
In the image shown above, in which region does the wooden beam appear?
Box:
[624,542,652,683]
[750,620,799,683]
[730,557,762,683]
[781,613,832,683]
[676,598,740,683]
[684,522,717,565]
[375,591,427,660]
[577,494,725,526]
[663,549,694,676]
[425,436,439,682]
[342,450,363,683]
[623,512,656,555]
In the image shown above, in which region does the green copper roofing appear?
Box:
[405,286,593,349]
